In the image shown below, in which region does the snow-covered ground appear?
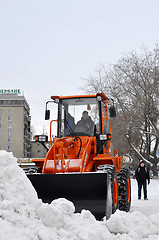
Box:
[0,151,159,240]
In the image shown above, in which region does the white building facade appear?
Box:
[0,89,31,158]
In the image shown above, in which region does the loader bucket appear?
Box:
[27,172,112,220]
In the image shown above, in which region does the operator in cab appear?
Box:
[77,111,94,135]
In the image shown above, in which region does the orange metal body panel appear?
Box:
[42,136,95,174]
[31,159,45,168]
[35,138,122,174]
[51,94,97,100]
[33,93,123,175]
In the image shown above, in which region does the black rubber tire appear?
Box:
[117,168,131,212]
[23,166,42,174]
[97,165,119,214]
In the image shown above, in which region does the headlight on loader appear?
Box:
[99,134,107,141]
[99,134,111,141]
[35,135,48,142]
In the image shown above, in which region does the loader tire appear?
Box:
[97,165,119,214]
[23,166,42,174]
[117,168,131,212]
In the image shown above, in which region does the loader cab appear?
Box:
[57,97,100,137]
[52,93,115,140]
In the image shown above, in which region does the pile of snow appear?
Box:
[0,151,159,240]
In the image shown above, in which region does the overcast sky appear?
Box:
[0,0,159,135]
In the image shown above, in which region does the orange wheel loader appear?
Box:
[26,93,131,220]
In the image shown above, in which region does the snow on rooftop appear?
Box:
[0,150,159,240]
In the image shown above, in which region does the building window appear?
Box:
[8,131,11,142]
[8,142,11,151]
[8,110,12,152]
[8,110,12,124]
[0,109,1,149]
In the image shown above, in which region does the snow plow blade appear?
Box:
[27,172,112,220]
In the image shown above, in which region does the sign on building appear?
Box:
[0,89,21,95]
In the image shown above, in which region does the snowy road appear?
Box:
[105,179,159,239]
[0,151,159,240]
[131,178,159,216]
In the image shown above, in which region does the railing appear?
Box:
[80,137,93,172]
[103,117,111,134]
[50,119,58,146]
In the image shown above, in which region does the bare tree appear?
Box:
[83,45,159,175]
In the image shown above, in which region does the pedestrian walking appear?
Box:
[135,160,150,200]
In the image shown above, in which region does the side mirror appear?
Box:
[45,110,50,120]
[109,106,116,117]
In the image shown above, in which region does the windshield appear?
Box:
[58,97,100,137]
